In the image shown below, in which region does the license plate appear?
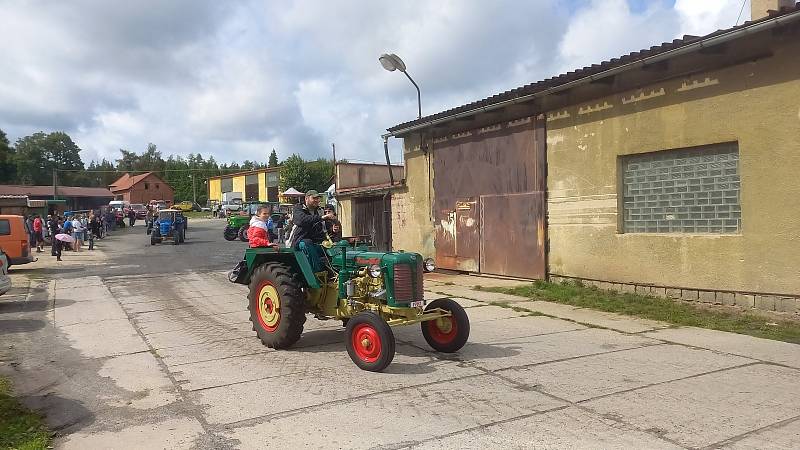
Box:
[410,300,425,308]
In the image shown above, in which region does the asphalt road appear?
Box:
[2,219,799,449]
[80,218,248,277]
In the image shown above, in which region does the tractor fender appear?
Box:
[237,247,321,289]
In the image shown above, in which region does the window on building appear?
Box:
[156,184,160,189]
[0,219,10,235]
[621,142,741,234]
[245,174,259,201]
[144,183,149,190]
[221,177,233,193]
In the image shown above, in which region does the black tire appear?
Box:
[421,298,470,353]
[345,311,395,372]
[224,227,238,241]
[238,225,249,242]
[247,262,306,349]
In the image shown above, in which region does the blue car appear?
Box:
[150,209,186,246]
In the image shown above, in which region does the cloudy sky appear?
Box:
[0,0,751,166]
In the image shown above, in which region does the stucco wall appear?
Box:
[232,176,245,198]
[336,164,404,189]
[338,197,353,236]
[546,39,800,294]
[208,178,221,202]
[391,135,436,257]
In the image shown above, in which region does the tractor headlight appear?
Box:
[424,258,436,273]
[368,264,382,278]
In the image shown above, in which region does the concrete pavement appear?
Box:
[1,220,799,449]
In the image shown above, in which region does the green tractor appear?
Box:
[223,212,251,241]
[229,239,470,372]
[223,202,283,242]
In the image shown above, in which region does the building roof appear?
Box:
[388,2,800,134]
[0,185,114,198]
[109,172,153,191]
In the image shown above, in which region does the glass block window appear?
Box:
[245,174,258,185]
[266,172,279,187]
[622,142,741,234]
[220,177,233,193]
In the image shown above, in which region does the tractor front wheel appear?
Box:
[238,225,249,242]
[223,227,238,241]
[421,298,470,353]
[247,263,306,349]
[345,312,395,372]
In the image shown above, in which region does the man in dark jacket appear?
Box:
[290,190,335,272]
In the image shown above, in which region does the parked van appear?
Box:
[0,215,35,266]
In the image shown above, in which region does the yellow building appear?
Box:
[208,167,281,204]
[385,3,800,312]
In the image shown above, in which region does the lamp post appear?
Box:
[379,53,421,119]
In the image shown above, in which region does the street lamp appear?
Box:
[379,53,421,119]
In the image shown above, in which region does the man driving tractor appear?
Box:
[289,190,335,272]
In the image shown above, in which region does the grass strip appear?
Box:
[480,280,800,344]
[0,376,50,450]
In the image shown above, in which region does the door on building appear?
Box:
[351,195,392,251]
[435,198,481,272]
[432,115,547,279]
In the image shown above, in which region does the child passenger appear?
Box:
[247,206,279,248]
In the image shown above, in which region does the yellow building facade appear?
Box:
[207,168,281,204]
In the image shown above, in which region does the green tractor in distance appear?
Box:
[230,239,470,372]
[223,210,251,241]
[223,202,267,242]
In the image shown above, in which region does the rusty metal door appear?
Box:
[434,198,480,272]
[480,192,546,279]
[432,114,547,277]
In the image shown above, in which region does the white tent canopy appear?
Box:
[282,187,304,196]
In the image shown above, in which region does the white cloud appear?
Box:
[0,0,753,167]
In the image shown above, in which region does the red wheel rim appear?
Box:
[428,316,457,344]
[255,281,280,332]
[351,324,382,363]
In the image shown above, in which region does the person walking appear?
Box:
[32,214,44,252]
[48,215,59,256]
[127,208,136,227]
[88,213,101,250]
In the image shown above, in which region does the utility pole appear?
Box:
[331,143,337,188]
[192,173,197,204]
[52,168,57,200]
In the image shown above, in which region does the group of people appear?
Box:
[24,211,106,262]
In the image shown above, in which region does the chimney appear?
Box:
[751,0,795,20]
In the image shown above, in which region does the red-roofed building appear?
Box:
[109,172,174,205]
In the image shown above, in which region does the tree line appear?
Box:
[0,129,333,205]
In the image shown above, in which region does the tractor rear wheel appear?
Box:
[238,225,249,242]
[345,311,395,372]
[421,298,470,353]
[223,227,238,241]
[247,262,306,349]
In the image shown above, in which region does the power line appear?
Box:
[735,0,747,25]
